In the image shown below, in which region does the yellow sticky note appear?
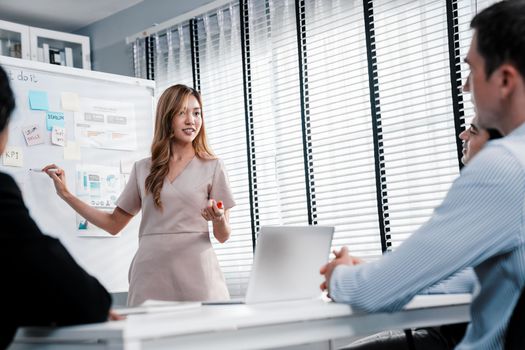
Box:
[2,146,24,167]
[61,92,80,111]
[64,141,81,160]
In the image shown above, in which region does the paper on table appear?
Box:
[61,92,80,111]
[115,300,202,316]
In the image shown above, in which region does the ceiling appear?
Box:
[0,0,144,32]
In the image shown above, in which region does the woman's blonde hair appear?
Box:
[145,84,215,209]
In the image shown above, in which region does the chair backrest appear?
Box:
[505,286,525,349]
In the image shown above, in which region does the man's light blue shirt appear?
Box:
[330,122,525,350]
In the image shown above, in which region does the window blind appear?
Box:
[129,0,493,296]
[246,0,309,228]
[132,38,149,80]
[196,3,254,298]
[304,0,383,259]
[153,24,194,95]
[371,0,461,249]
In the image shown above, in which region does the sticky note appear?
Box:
[51,126,66,146]
[2,146,23,167]
[46,111,65,131]
[22,124,44,146]
[61,92,80,111]
[120,159,134,174]
[64,141,81,160]
[28,91,49,111]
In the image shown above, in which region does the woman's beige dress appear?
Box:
[116,157,235,306]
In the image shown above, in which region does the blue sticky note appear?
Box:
[28,91,49,111]
[46,111,65,131]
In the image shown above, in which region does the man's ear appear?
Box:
[499,64,518,99]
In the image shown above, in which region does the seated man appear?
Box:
[343,116,502,350]
[0,65,114,348]
[321,2,525,349]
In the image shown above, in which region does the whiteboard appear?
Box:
[0,56,155,292]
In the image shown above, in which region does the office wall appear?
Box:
[75,0,215,76]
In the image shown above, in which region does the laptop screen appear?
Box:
[245,226,334,304]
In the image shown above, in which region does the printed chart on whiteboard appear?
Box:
[76,164,122,237]
[74,98,137,150]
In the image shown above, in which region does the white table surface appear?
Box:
[11,294,472,350]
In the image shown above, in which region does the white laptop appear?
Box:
[206,225,334,305]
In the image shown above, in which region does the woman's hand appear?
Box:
[42,164,70,199]
[108,309,125,321]
[201,199,224,222]
[202,200,230,243]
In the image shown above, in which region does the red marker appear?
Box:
[217,201,223,209]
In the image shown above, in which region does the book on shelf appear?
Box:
[42,43,50,63]
[37,47,44,62]
[64,47,73,67]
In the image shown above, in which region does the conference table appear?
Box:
[10,294,471,350]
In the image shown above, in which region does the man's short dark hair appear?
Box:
[488,128,503,140]
[471,0,525,78]
[0,66,15,133]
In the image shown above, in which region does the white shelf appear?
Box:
[0,19,30,60]
[0,19,91,70]
[30,26,91,70]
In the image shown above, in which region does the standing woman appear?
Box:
[44,84,235,306]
